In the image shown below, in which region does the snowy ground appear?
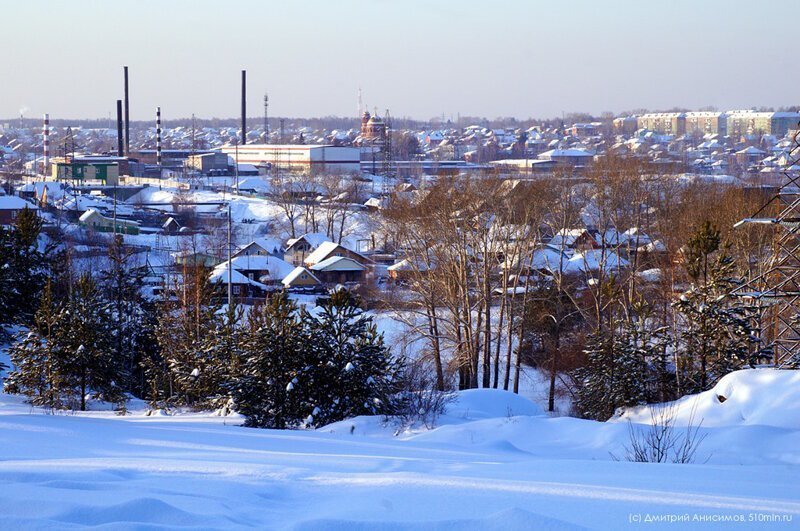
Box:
[0,370,799,529]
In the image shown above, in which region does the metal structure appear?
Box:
[381,109,394,192]
[264,92,269,144]
[733,128,800,368]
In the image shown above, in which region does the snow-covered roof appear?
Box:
[538,148,594,160]
[282,266,320,286]
[549,229,592,249]
[210,265,267,289]
[0,196,37,210]
[525,245,570,271]
[286,232,330,250]
[564,250,629,274]
[387,258,430,272]
[309,256,366,272]
[237,238,283,256]
[304,241,341,265]
[224,254,295,280]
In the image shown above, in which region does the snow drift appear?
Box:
[616,369,800,429]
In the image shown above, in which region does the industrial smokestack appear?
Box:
[241,70,247,145]
[42,114,50,174]
[116,100,124,157]
[156,107,162,169]
[124,66,130,155]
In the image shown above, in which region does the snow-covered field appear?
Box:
[0,370,799,529]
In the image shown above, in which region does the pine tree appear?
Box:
[574,317,653,421]
[5,281,67,409]
[195,303,244,410]
[99,235,152,395]
[301,288,402,427]
[58,274,124,410]
[6,276,124,411]
[0,207,50,329]
[231,292,306,428]
[154,264,222,407]
[574,331,615,420]
[673,221,756,393]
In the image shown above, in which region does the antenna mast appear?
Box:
[264,91,269,142]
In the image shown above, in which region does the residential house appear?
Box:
[282,266,322,290]
[220,254,295,287]
[210,265,268,300]
[283,232,331,266]
[0,196,38,225]
[79,208,139,235]
[303,241,372,270]
[548,228,598,251]
[309,256,367,285]
[234,237,284,258]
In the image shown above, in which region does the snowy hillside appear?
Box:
[1,374,799,529]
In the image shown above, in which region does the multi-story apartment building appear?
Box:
[685,112,727,136]
[726,111,800,137]
[637,113,686,135]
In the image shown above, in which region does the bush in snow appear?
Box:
[615,402,707,464]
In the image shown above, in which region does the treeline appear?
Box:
[0,215,401,428]
[381,155,773,420]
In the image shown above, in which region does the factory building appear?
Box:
[50,156,121,185]
[219,144,360,174]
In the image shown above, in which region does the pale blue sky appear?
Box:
[3,0,797,120]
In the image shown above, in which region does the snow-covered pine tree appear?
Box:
[574,318,651,421]
[7,275,124,411]
[155,264,222,407]
[194,303,244,411]
[99,235,153,396]
[231,291,307,428]
[574,331,615,420]
[301,288,402,427]
[58,274,124,410]
[0,207,50,331]
[672,221,756,394]
[4,281,68,409]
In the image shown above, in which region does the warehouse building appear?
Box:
[219,144,360,174]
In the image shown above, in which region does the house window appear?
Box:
[233,285,241,295]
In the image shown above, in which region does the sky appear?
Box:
[2,0,798,121]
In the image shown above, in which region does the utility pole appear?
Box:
[227,202,232,309]
[234,141,240,195]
